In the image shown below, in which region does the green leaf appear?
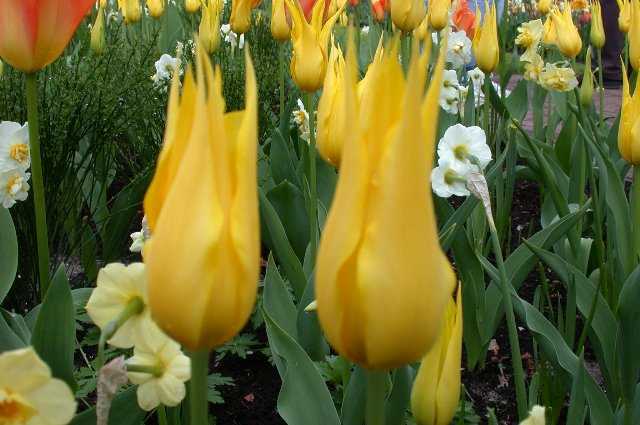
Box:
[296,272,328,361]
[554,114,577,173]
[504,79,528,122]
[566,355,587,425]
[262,306,341,425]
[267,181,310,260]
[385,366,413,425]
[207,373,234,404]
[0,309,30,345]
[263,255,298,339]
[69,386,146,425]
[341,365,366,425]
[0,313,25,352]
[0,207,18,303]
[31,265,76,389]
[617,265,640,403]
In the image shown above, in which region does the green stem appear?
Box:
[189,350,210,425]
[489,226,527,420]
[303,92,318,263]
[484,75,491,142]
[632,166,640,261]
[126,363,164,376]
[158,405,169,425]
[365,370,387,425]
[400,34,411,72]
[596,48,605,128]
[279,43,286,122]
[25,73,50,300]
[96,297,145,371]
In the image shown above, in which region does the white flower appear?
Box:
[520,405,546,425]
[130,216,151,253]
[431,158,472,198]
[438,123,492,170]
[221,24,245,50]
[446,30,472,68]
[0,168,30,208]
[467,67,485,95]
[292,98,311,141]
[439,86,461,115]
[0,121,30,172]
[152,54,182,86]
[127,327,191,411]
[175,41,184,58]
[361,25,370,35]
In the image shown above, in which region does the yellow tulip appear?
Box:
[285,0,343,92]
[590,0,605,49]
[537,0,552,14]
[316,39,349,167]
[550,3,582,58]
[414,12,430,41]
[630,0,640,69]
[411,285,462,425]
[428,0,451,30]
[143,46,260,351]
[147,0,165,18]
[185,0,202,12]
[542,16,557,45]
[200,0,222,53]
[579,48,594,107]
[472,1,499,73]
[391,0,427,32]
[118,0,142,23]
[271,0,291,41]
[91,7,106,55]
[617,0,631,32]
[100,0,108,7]
[316,37,456,370]
[231,0,258,33]
[618,62,640,164]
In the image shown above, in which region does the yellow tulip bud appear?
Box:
[550,3,582,58]
[100,0,108,7]
[185,0,202,12]
[472,1,499,73]
[90,7,106,55]
[285,0,343,92]
[542,16,557,45]
[428,0,451,30]
[537,0,552,14]
[118,0,142,23]
[143,46,260,351]
[391,0,427,32]
[618,62,640,164]
[199,0,221,53]
[411,285,462,425]
[271,0,291,41]
[630,0,640,69]
[231,0,257,34]
[617,0,631,32]
[147,0,165,18]
[316,38,456,370]
[580,48,594,107]
[316,39,350,167]
[590,0,605,48]
[414,13,430,41]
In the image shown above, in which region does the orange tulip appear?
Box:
[452,0,476,37]
[0,0,95,73]
[299,0,332,20]
[371,0,388,21]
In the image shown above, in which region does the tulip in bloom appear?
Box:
[185,0,202,12]
[452,0,477,37]
[119,0,143,23]
[391,0,426,32]
[231,0,261,33]
[617,0,631,32]
[0,0,95,72]
[91,6,107,55]
[147,0,166,18]
[316,38,456,370]
[285,0,343,92]
[630,0,640,69]
[411,286,462,425]
[618,63,640,164]
[550,3,582,58]
[537,0,552,14]
[371,0,389,21]
[127,327,191,410]
[542,15,557,45]
[472,1,499,73]
[272,0,292,41]
[429,0,452,30]
[590,0,605,48]
[143,46,260,351]
[200,0,222,53]
[0,347,77,425]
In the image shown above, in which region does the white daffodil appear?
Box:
[86,262,160,349]
[292,98,311,141]
[467,67,485,95]
[130,216,151,253]
[152,54,182,86]
[127,327,191,411]
[439,88,461,115]
[431,158,472,198]
[520,405,546,425]
[438,123,492,170]
[0,347,77,425]
[221,24,245,50]
[361,25,370,34]
[0,167,30,208]
[0,121,30,172]
[446,30,472,68]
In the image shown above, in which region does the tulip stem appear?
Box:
[632,166,640,261]
[365,370,387,425]
[25,73,50,300]
[157,405,169,425]
[489,225,527,420]
[596,48,605,128]
[279,43,286,122]
[189,350,210,425]
[303,92,318,263]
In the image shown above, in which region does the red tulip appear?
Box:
[0,0,95,72]
[298,0,331,20]
[452,0,476,38]
[371,0,387,21]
